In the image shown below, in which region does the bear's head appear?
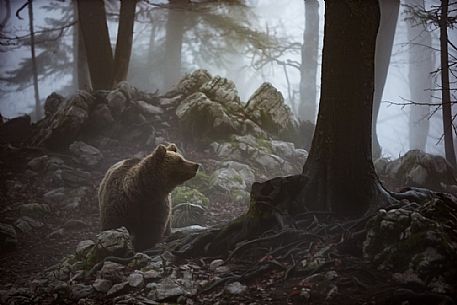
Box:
[146,144,199,192]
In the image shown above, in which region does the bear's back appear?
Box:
[98,158,140,230]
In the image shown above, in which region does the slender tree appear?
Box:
[163,0,188,89]
[372,0,400,158]
[28,0,41,119]
[439,0,457,167]
[72,0,91,91]
[298,0,319,123]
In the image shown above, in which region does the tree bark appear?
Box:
[77,0,114,90]
[163,0,187,89]
[406,0,433,151]
[298,0,319,123]
[439,0,457,168]
[372,0,400,158]
[72,0,91,91]
[113,0,137,85]
[28,0,41,119]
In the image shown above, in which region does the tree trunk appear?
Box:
[72,0,91,91]
[372,0,400,158]
[439,0,457,168]
[113,0,137,85]
[298,0,319,123]
[77,0,114,90]
[163,1,187,89]
[28,0,41,119]
[406,0,433,151]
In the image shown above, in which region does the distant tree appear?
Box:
[71,0,91,91]
[372,0,400,158]
[405,0,434,152]
[298,0,319,123]
[78,0,137,90]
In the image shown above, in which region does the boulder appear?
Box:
[32,91,95,149]
[69,141,103,167]
[18,203,51,219]
[245,82,298,138]
[94,227,134,261]
[173,69,212,97]
[363,193,457,294]
[378,150,457,192]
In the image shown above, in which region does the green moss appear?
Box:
[256,137,273,153]
[172,186,209,206]
[183,170,210,193]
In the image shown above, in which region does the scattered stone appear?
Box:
[27,155,49,172]
[18,203,51,219]
[69,141,103,167]
[225,281,247,295]
[107,281,129,297]
[209,259,224,271]
[14,216,44,233]
[70,284,94,300]
[92,279,112,293]
[94,227,134,261]
[76,240,95,258]
[100,261,126,283]
[136,100,164,115]
[128,272,144,288]
[0,223,17,251]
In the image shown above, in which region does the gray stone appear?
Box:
[94,227,134,261]
[101,261,126,283]
[149,278,186,300]
[76,240,95,258]
[0,223,17,251]
[106,281,129,297]
[70,284,94,300]
[43,187,65,204]
[106,90,128,117]
[69,141,103,167]
[27,155,49,172]
[245,82,297,137]
[171,225,208,234]
[174,69,212,97]
[14,216,43,233]
[225,281,246,295]
[18,203,51,219]
[128,272,144,288]
[92,278,112,293]
[209,259,224,271]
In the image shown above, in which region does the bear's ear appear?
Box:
[166,143,177,152]
[154,144,167,161]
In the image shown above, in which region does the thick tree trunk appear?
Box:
[372,0,400,158]
[439,0,457,168]
[298,0,393,217]
[77,0,114,90]
[113,0,137,85]
[406,0,433,151]
[163,1,187,89]
[28,0,41,119]
[298,0,319,123]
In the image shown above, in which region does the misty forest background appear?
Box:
[1,0,456,159]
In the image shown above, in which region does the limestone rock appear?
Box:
[92,279,112,293]
[69,141,103,167]
[94,227,134,261]
[14,216,43,233]
[100,261,126,283]
[174,69,212,97]
[245,82,298,138]
[18,203,51,219]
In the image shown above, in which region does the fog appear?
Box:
[0,0,456,158]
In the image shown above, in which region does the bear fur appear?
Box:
[98,143,199,251]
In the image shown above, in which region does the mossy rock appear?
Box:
[172,186,209,207]
[182,170,210,194]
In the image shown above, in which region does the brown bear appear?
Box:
[98,143,199,251]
